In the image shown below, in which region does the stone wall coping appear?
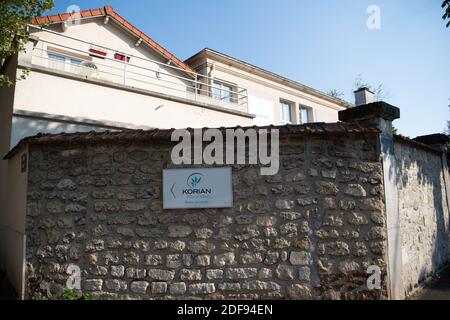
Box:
[338,102,400,122]
[4,122,381,160]
[394,134,443,155]
[413,134,450,146]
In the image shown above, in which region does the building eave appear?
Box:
[185,48,353,109]
[32,6,196,74]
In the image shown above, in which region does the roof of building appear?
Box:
[4,122,381,160]
[185,48,353,109]
[32,6,195,74]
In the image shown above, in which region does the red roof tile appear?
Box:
[91,9,102,16]
[32,6,195,74]
[48,15,60,23]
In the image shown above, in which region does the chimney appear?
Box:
[354,87,375,106]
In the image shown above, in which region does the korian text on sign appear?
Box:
[163,168,233,209]
[181,173,212,195]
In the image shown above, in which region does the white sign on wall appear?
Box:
[163,168,233,209]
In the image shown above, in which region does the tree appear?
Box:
[445,99,450,135]
[327,89,345,99]
[0,0,54,87]
[354,74,391,102]
[392,126,398,135]
[445,99,450,150]
[443,0,450,28]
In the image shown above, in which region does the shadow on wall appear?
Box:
[10,116,119,148]
[389,139,450,296]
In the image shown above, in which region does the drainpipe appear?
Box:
[339,101,403,300]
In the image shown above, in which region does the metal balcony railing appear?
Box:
[26,25,249,113]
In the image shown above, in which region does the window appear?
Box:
[69,58,81,65]
[213,81,234,103]
[48,53,82,65]
[280,100,293,124]
[299,107,311,124]
[48,52,82,72]
[48,53,65,62]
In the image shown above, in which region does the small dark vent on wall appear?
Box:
[114,53,131,62]
[89,48,107,58]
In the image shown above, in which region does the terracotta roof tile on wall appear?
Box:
[32,6,195,74]
[4,122,381,160]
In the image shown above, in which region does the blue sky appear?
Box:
[47,0,450,137]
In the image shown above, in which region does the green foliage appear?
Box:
[82,293,94,300]
[327,89,345,99]
[446,99,450,151]
[443,0,450,28]
[0,0,54,86]
[61,289,79,300]
[354,74,391,102]
[392,126,398,135]
[447,99,450,134]
[60,289,93,301]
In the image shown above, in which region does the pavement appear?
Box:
[412,266,450,300]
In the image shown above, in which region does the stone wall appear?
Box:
[395,140,450,296]
[24,133,389,300]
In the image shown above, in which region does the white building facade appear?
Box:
[2,6,351,150]
[0,6,351,294]
[186,49,350,127]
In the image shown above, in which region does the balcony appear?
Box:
[26,26,249,114]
